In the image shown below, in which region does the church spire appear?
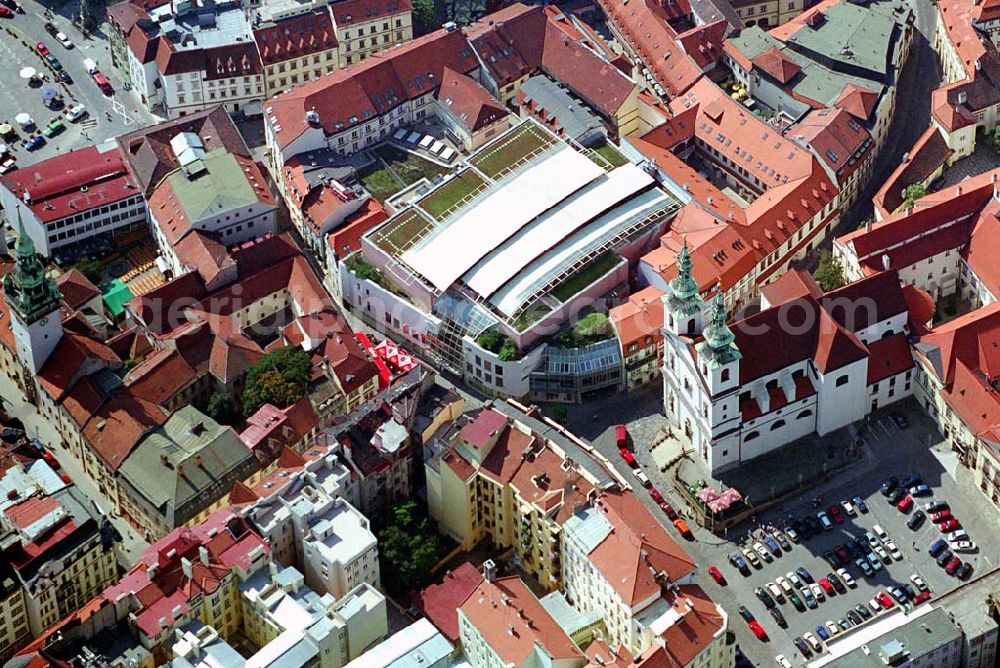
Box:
[698,291,741,368]
[3,207,62,324]
[666,238,703,318]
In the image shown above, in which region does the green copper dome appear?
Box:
[697,291,741,368]
[3,208,62,324]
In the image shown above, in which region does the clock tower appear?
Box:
[3,209,63,375]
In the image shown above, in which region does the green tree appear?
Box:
[376,501,447,596]
[242,346,311,415]
[814,250,847,292]
[206,390,238,426]
[412,0,441,34]
[79,0,94,33]
[902,183,926,209]
[74,257,103,285]
[549,404,568,422]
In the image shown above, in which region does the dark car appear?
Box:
[908,510,926,530]
[822,550,839,568]
[43,20,59,35]
[827,572,847,594]
[57,70,73,84]
[936,549,954,567]
[794,637,812,658]
[890,412,909,429]
[946,556,962,575]
[929,538,949,557]
[888,488,907,504]
[796,567,814,584]
[788,590,805,611]
[958,562,974,580]
[854,537,871,554]
[853,495,869,513]
[729,553,750,575]
[855,557,874,577]
[900,474,921,489]
[774,532,791,551]
[738,606,755,622]
[834,545,852,565]
[24,135,46,151]
[847,610,862,625]
[755,587,776,609]
[769,607,787,628]
[805,516,824,535]
[855,603,873,619]
[762,535,782,556]
[880,476,899,496]
[903,584,917,600]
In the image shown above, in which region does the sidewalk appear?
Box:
[0,372,149,567]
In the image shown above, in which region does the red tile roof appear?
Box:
[760,268,822,306]
[866,333,913,385]
[438,67,509,132]
[676,20,728,70]
[834,83,879,121]
[267,28,478,150]
[873,125,954,216]
[752,47,802,83]
[459,575,583,665]
[37,332,120,401]
[326,199,390,260]
[414,562,482,642]
[330,0,411,26]
[793,107,874,185]
[459,408,508,450]
[254,9,337,66]
[589,489,697,605]
[917,301,1000,385]
[84,393,168,472]
[657,585,726,667]
[0,145,139,225]
[610,286,665,356]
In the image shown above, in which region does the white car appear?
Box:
[885,540,903,561]
[633,468,649,487]
[776,576,793,594]
[775,656,792,668]
[803,632,823,652]
[743,548,761,567]
[951,540,978,553]
[873,524,890,543]
[873,544,891,563]
[837,568,856,587]
[826,621,840,636]
[787,571,802,587]
[66,104,87,122]
[947,530,969,542]
[910,574,928,591]
[810,583,825,601]
[785,526,800,542]
[56,32,73,48]
[0,158,16,175]
[868,598,882,613]
[767,582,784,601]
[753,542,772,562]
[842,500,857,516]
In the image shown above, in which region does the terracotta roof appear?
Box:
[37,332,120,401]
[329,0,411,26]
[874,126,953,216]
[57,268,101,312]
[675,20,728,70]
[267,28,478,150]
[866,333,913,385]
[326,199,389,259]
[437,67,509,132]
[657,585,726,667]
[793,107,874,184]
[117,105,250,198]
[610,286,665,355]
[459,575,583,665]
[760,268,822,306]
[917,301,1000,385]
[254,9,337,66]
[173,230,237,286]
[414,562,482,642]
[752,47,802,83]
[589,489,697,605]
[834,83,879,120]
[0,145,139,225]
[964,197,1000,297]
[459,408,508,450]
[84,393,168,472]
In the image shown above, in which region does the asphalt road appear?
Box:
[0,0,157,168]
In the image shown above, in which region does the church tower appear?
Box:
[696,291,741,394]
[664,239,704,337]
[3,209,63,375]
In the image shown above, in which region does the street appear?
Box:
[0,0,158,167]
[0,371,150,568]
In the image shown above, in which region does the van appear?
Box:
[92,71,112,95]
[615,424,628,449]
[83,57,98,74]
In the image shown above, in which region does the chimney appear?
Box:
[161,454,170,467]
[181,557,193,580]
[483,559,497,583]
[195,454,203,468]
[148,562,158,580]
[865,219,873,232]
[198,545,209,565]
[177,465,185,477]
[956,185,963,196]
[882,254,891,271]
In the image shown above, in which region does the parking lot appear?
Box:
[588,398,999,667]
[0,0,158,170]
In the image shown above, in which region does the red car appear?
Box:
[834,544,852,565]
[619,448,636,466]
[615,424,628,448]
[827,504,845,524]
[931,510,952,523]
[36,42,50,56]
[818,578,836,596]
[897,496,913,513]
[708,566,726,585]
[939,518,961,532]
[661,502,678,519]
[0,6,13,17]
[913,590,932,604]
[748,620,767,640]
[649,488,664,504]
[876,591,894,609]
[945,556,962,575]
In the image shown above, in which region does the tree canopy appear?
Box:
[814,250,847,292]
[375,500,449,596]
[902,183,926,209]
[242,346,311,416]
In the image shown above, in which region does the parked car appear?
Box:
[803,632,823,653]
[673,518,692,537]
[815,625,829,641]
[801,587,818,609]
[888,488,906,504]
[914,590,932,604]
[55,32,73,48]
[632,468,649,487]
[649,488,664,504]
[957,563,973,580]
[793,637,812,658]
[749,620,767,641]
[614,424,628,448]
[837,568,856,588]
[939,518,961,532]
[708,566,725,585]
[833,544,851,565]
[796,567,814,584]
[755,587,776,608]
[784,525,800,543]
[854,603,872,620]
[24,135,46,151]
[841,499,857,516]
[738,606,754,622]
[897,496,914,513]
[880,476,899,496]
[776,576,792,594]
[769,607,787,628]
[846,610,862,626]
[775,655,792,668]
[947,529,969,542]
[788,589,805,611]
[661,502,678,520]
[945,556,962,575]
[900,474,921,489]
[950,541,977,553]
[910,483,931,496]
[936,549,954,567]
[43,20,59,36]
[826,572,846,593]
[619,448,636,466]
[855,557,873,577]
[827,504,845,524]
[43,118,65,138]
[888,586,907,604]
[810,583,825,601]
[853,495,869,513]
[817,511,834,530]
[753,542,772,562]
[867,552,883,571]
[762,535,781,556]
[35,41,50,57]
[822,550,839,568]
[886,541,903,561]
[66,104,87,122]
[767,582,784,602]
[908,510,926,530]
[929,538,948,558]
[890,411,909,429]
[773,531,791,551]
[910,574,928,591]
[818,578,836,596]
[742,549,761,568]
[0,6,12,17]
[876,591,894,609]
[931,510,953,523]
[729,553,750,575]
